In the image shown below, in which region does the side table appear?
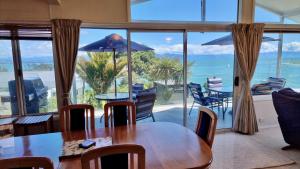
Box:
[13,114,53,136]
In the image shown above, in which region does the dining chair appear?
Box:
[81,144,145,169]
[104,101,136,127]
[0,156,54,169]
[195,107,218,148]
[60,104,95,132]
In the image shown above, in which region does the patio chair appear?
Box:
[252,77,286,95]
[132,83,144,94]
[188,82,222,116]
[135,87,156,121]
[272,88,300,150]
[60,104,95,132]
[81,144,145,169]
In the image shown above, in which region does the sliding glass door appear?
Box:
[130,31,185,126]
[187,32,234,129]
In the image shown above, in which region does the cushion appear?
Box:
[278,88,300,99]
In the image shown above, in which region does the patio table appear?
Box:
[208,87,233,118]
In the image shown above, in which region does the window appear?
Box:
[252,33,300,95]
[0,26,57,116]
[0,40,18,116]
[255,0,300,24]
[130,0,238,22]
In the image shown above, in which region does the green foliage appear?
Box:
[156,84,174,104]
[150,57,183,86]
[132,51,156,79]
[76,52,127,94]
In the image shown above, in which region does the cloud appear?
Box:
[165,37,173,43]
[283,42,300,52]
[153,44,234,55]
[152,41,300,55]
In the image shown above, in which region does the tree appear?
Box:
[76,52,127,94]
[150,57,183,86]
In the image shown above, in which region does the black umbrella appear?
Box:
[79,34,153,96]
[202,34,278,46]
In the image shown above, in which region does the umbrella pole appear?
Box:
[113,48,117,97]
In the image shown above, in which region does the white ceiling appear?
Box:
[256,0,300,23]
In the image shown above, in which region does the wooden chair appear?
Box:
[0,156,54,169]
[60,104,95,132]
[195,107,218,148]
[104,101,136,127]
[81,144,145,169]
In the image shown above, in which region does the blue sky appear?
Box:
[1,1,300,58]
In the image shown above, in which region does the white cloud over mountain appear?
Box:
[153,41,300,55]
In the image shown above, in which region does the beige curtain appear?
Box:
[51,19,81,106]
[232,23,265,135]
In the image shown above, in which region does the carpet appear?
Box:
[211,132,296,169]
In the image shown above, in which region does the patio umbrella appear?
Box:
[79,34,153,96]
[202,34,278,46]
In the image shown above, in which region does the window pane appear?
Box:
[74,29,128,127]
[131,0,201,21]
[206,0,238,22]
[252,33,300,95]
[19,40,57,114]
[131,32,184,126]
[255,1,300,24]
[131,0,238,22]
[0,40,18,116]
[187,32,234,129]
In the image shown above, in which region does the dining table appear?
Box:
[0,122,213,169]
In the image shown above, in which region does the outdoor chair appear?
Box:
[0,156,54,169]
[195,107,218,148]
[104,101,136,127]
[207,77,223,88]
[188,82,223,116]
[132,83,144,94]
[252,77,286,95]
[81,144,145,169]
[60,104,95,132]
[272,88,300,150]
[135,87,156,121]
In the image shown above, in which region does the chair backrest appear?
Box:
[104,101,136,127]
[132,83,144,94]
[207,77,223,88]
[81,144,145,169]
[267,77,286,90]
[188,83,205,102]
[135,92,156,120]
[0,156,54,169]
[195,107,218,148]
[60,104,95,132]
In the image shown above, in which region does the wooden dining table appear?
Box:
[0,122,212,169]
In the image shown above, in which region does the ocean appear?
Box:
[0,52,299,90]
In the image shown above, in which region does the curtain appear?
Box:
[232,23,265,135]
[51,19,81,106]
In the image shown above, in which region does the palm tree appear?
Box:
[150,57,183,86]
[76,52,127,94]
